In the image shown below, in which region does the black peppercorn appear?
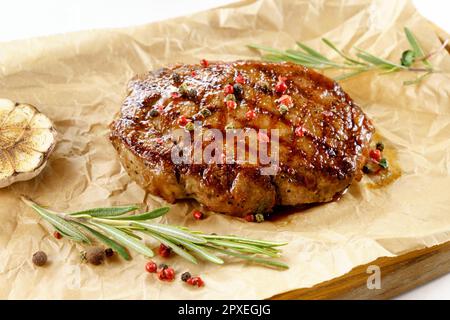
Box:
[105,248,114,258]
[159,263,168,270]
[179,82,197,99]
[32,251,47,267]
[233,84,244,100]
[172,73,181,83]
[187,88,197,99]
[181,272,192,282]
[86,246,105,265]
[256,80,271,94]
[376,142,385,152]
[149,109,159,117]
[362,165,372,174]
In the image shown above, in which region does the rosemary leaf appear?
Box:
[286,48,332,65]
[169,237,224,264]
[250,44,320,66]
[296,41,330,62]
[207,239,280,258]
[132,222,207,244]
[117,227,143,240]
[22,197,90,243]
[75,222,131,260]
[142,230,198,264]
[263,54,289,62]
[53,225,84,243]
[69,205,139,218]
[322,38,367,66]
[200,234,288,248]
[355,49,405,70]
[405,27,422,55]
[207,246,289,269]
[89,221,154,258]
[109,207,169,221]
[404,27,429,67]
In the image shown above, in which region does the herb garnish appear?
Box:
[249,28,448,85]
[22,197,288,269]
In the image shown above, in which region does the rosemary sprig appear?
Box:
[249,28,448,85]
[22,197,288,269]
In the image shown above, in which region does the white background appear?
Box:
[0,0,449,300]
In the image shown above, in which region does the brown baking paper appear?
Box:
[1,0,450,299]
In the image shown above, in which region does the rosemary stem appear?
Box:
[407,67,434,72]
[91,217,132,226]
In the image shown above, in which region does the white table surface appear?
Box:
[1,0,449,300]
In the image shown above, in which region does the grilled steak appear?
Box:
[110,61,374,217]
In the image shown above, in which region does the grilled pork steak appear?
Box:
[110,61,374,217]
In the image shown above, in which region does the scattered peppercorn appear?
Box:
[275,76,288,93]
[200,59,209,68]
[199,108,212,118]
[244,214,255,222]
[158,244,172,258]
[164,267,175,280]
[277,94,293,108]
[158,266,175,281]
[32,251,47,267]
[295,126,304,137]
[86,246,105,265]
[224,84,234,95]
[362,165,372,174]
[191,71,197,77]
[378,158,389,169]
[53,231,62,239]
[255,213,265,223]
[172,73,181,83]
[256,80,271,94]
[185,122,195,131]
[225,93,236,102]
[159,263,168,270]
[246,110,257,121]
[149,109,159,117]
[179,82,197,99]
[193,210,204,220]
[177,115,189,127]
[187,276,204,287]
[233,84,244,100]
[105,248,114,258]
[181,272,192,282]
[235,73,245,84]
[171,92,181,99]
[226,100,237,111]
[145,261,158,273]
[376,142,385,152]
[278,104,289,115]
[369,149,382,162]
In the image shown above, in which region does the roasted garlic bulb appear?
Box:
[0,99,57,188]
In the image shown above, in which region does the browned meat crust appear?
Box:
[110,61,374,217]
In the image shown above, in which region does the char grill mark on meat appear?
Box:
[110,61,374,217]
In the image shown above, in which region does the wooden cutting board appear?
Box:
[271,22,450,300]
[271,241,450,299]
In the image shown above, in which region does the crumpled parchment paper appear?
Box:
[0,0,449,299]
